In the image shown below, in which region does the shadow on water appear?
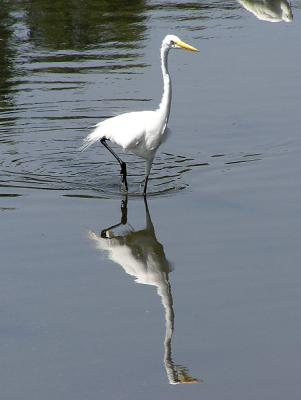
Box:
[0,2,19,119]
[88,196,199,385]
[23,0,148,50]
[0,0,149,145]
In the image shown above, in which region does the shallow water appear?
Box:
[1,1,301,399]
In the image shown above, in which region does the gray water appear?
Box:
[1,1,301,399]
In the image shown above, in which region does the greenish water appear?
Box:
[1,1,301,399]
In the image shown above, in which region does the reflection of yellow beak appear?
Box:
[175,39,199,52]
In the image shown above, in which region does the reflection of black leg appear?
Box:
[100,138,128,191]
[120,195,128,225]
[143,194,155,233]
[101,195,128,238]
[120,161,128,191]
[143,194,149,214]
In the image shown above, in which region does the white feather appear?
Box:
[79,34,198,192]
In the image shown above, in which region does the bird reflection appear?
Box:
[88,197,199,385]
[238,0,293,22]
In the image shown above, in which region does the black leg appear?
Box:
[101,195,128,238]
[100,138,128,191]
[120,161,128,191]
[120,195,128,225]
[143,175,149,196]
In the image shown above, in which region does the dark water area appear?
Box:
[1,1,301,399]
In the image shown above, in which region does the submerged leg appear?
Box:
[120,161,127,190]
[143,175,149,196]
[143,158,153,196]
[100,138,128,191]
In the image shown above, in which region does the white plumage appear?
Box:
[88,198,199,384]
[80,34,198,194]
[81,111,167,159]
[238,0,293,22]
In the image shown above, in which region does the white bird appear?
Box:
[238,0,293,22]
[80,35,198,195]
[88,197,199,384]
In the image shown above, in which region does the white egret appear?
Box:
[80,35,198,195]
[238,0,293,22]
[88,197,199,384]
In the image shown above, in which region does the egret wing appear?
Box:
[80,110,155,151]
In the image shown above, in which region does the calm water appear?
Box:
[1,1,301,399]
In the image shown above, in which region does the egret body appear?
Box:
[89,197,199,384]
[80,35,198,194]
[238,0,293,22]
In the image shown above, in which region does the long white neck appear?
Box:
[158,45,172,125]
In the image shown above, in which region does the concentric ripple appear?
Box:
[0,140,263,197]
[0,0,261,198]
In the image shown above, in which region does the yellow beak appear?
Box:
[175,39,199,52]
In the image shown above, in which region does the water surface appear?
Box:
[1,1,301,399]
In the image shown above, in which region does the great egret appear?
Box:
[88,197,199,384]
[238,0,293,22]
[80,35,198,195]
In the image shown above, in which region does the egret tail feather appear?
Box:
[79,131,105,151]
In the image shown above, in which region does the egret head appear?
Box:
[163,35,199,52]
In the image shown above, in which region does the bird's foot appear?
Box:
[101,229,109,239]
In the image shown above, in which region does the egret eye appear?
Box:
[80,34,198,194]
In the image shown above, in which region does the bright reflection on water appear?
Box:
[89,197,199,384]
[237,0,293,22]
[1,1,301,399]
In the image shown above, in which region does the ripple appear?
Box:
[0,149,209,196]
[0,193,22,198]
[0,0,265,199]
[0,145,264,197]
